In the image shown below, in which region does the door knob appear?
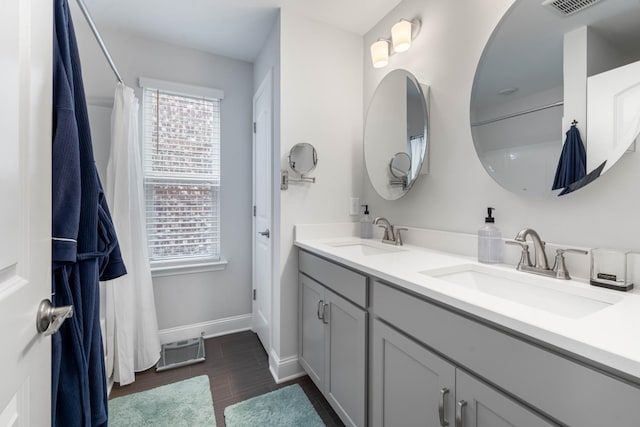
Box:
[36,299,73,336]
[258,229,270,238]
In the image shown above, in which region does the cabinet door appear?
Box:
[371,319,456,427]
[455,370,556,427]
[299,274,326,389]
[324,288,367,427]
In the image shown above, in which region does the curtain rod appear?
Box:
[471,101,564,127]
[74,0,123,84]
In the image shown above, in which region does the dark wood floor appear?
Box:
[110,331,345,426]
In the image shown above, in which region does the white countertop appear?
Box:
[295,232,640,383]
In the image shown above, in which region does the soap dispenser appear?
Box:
[360,205,373,239]
[478,207,503,263]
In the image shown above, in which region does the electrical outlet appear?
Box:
[349,197,360,215]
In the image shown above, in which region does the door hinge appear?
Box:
[253,122,256,133]
[253,289,257,300]
[253,205,256,217]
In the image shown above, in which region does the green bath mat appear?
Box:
[224,384,325,427]
[109,375,216,427]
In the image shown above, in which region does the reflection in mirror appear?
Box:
[288,142,317,175]
[365,69,429,200]
[471,0,640,197]
[389,152,411,189]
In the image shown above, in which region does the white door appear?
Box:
[0,0,53,425]
[252,70,273,352]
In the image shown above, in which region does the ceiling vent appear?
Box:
[542,0,604,16]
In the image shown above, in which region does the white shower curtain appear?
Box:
[104,83,161,385]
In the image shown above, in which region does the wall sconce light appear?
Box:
[370,18,421,68]
[391,19,413,52]
[370,39,390,69]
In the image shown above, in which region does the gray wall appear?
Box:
[363,0,640,253]
[74,23,254,332]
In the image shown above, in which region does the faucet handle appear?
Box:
[376,224,391,241]
[552,248,588,280]
[506,239,528,249]
[395,227,408,246]
[505,240,532,269]
[556,248,588,256]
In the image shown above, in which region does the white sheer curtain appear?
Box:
[409,135,425,181]
[104,83,161,385]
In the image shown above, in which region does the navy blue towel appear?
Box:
[552,125,587,190]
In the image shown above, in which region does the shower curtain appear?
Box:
[104,83,161,385]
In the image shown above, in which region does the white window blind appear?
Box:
[142,83,221,266]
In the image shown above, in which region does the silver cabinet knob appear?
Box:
[36,299,73,336]
[258,229,270,238]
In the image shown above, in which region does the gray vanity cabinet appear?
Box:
[455,370,555,427]
[371,319,553,427]
[371,319,455,427]
[299,274,325,386]
[372,280,640,426]
[298,248,640,427]
[298,251,367,427]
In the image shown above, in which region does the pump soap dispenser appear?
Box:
[478,207,503,263]
[360,205,373,239]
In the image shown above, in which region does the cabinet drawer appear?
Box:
[299,250,367,308]
[372,280,640,427]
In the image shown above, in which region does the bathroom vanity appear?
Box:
[296,226,640,427]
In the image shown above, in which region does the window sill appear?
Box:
[150,259,228,278]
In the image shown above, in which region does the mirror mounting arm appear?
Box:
[389,177,408,190]
[281,170,316,190]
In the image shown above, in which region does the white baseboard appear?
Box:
[158,313,253,344]
[268,349,305,384]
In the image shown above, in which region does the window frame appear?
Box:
[139,77,226,275]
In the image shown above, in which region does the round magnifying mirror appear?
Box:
[288,142,317,175]
[389,152,411,179]
[364,69,429,200]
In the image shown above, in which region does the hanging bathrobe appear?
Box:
[52,0,127,426]
[104,84,161,385]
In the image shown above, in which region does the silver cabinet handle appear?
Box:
[455,400,467,427]
[36,299,73,336]
[258,229,270,238]
[317,300,324,320]
[322,303,329,324]
[438,388,450,426]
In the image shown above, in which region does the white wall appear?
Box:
[73,21,255,334]
[277,7,364,366]
[363,0,640,255]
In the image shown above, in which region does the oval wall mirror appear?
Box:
[471,0,640,197]
[365,69,430,200]
[288,142,317,175]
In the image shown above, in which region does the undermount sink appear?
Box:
[421,264,623,319]
[327,241,406,256]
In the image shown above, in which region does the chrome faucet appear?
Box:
[506,228,587,280]
[515,228,549,270]
[373,217,407,246]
